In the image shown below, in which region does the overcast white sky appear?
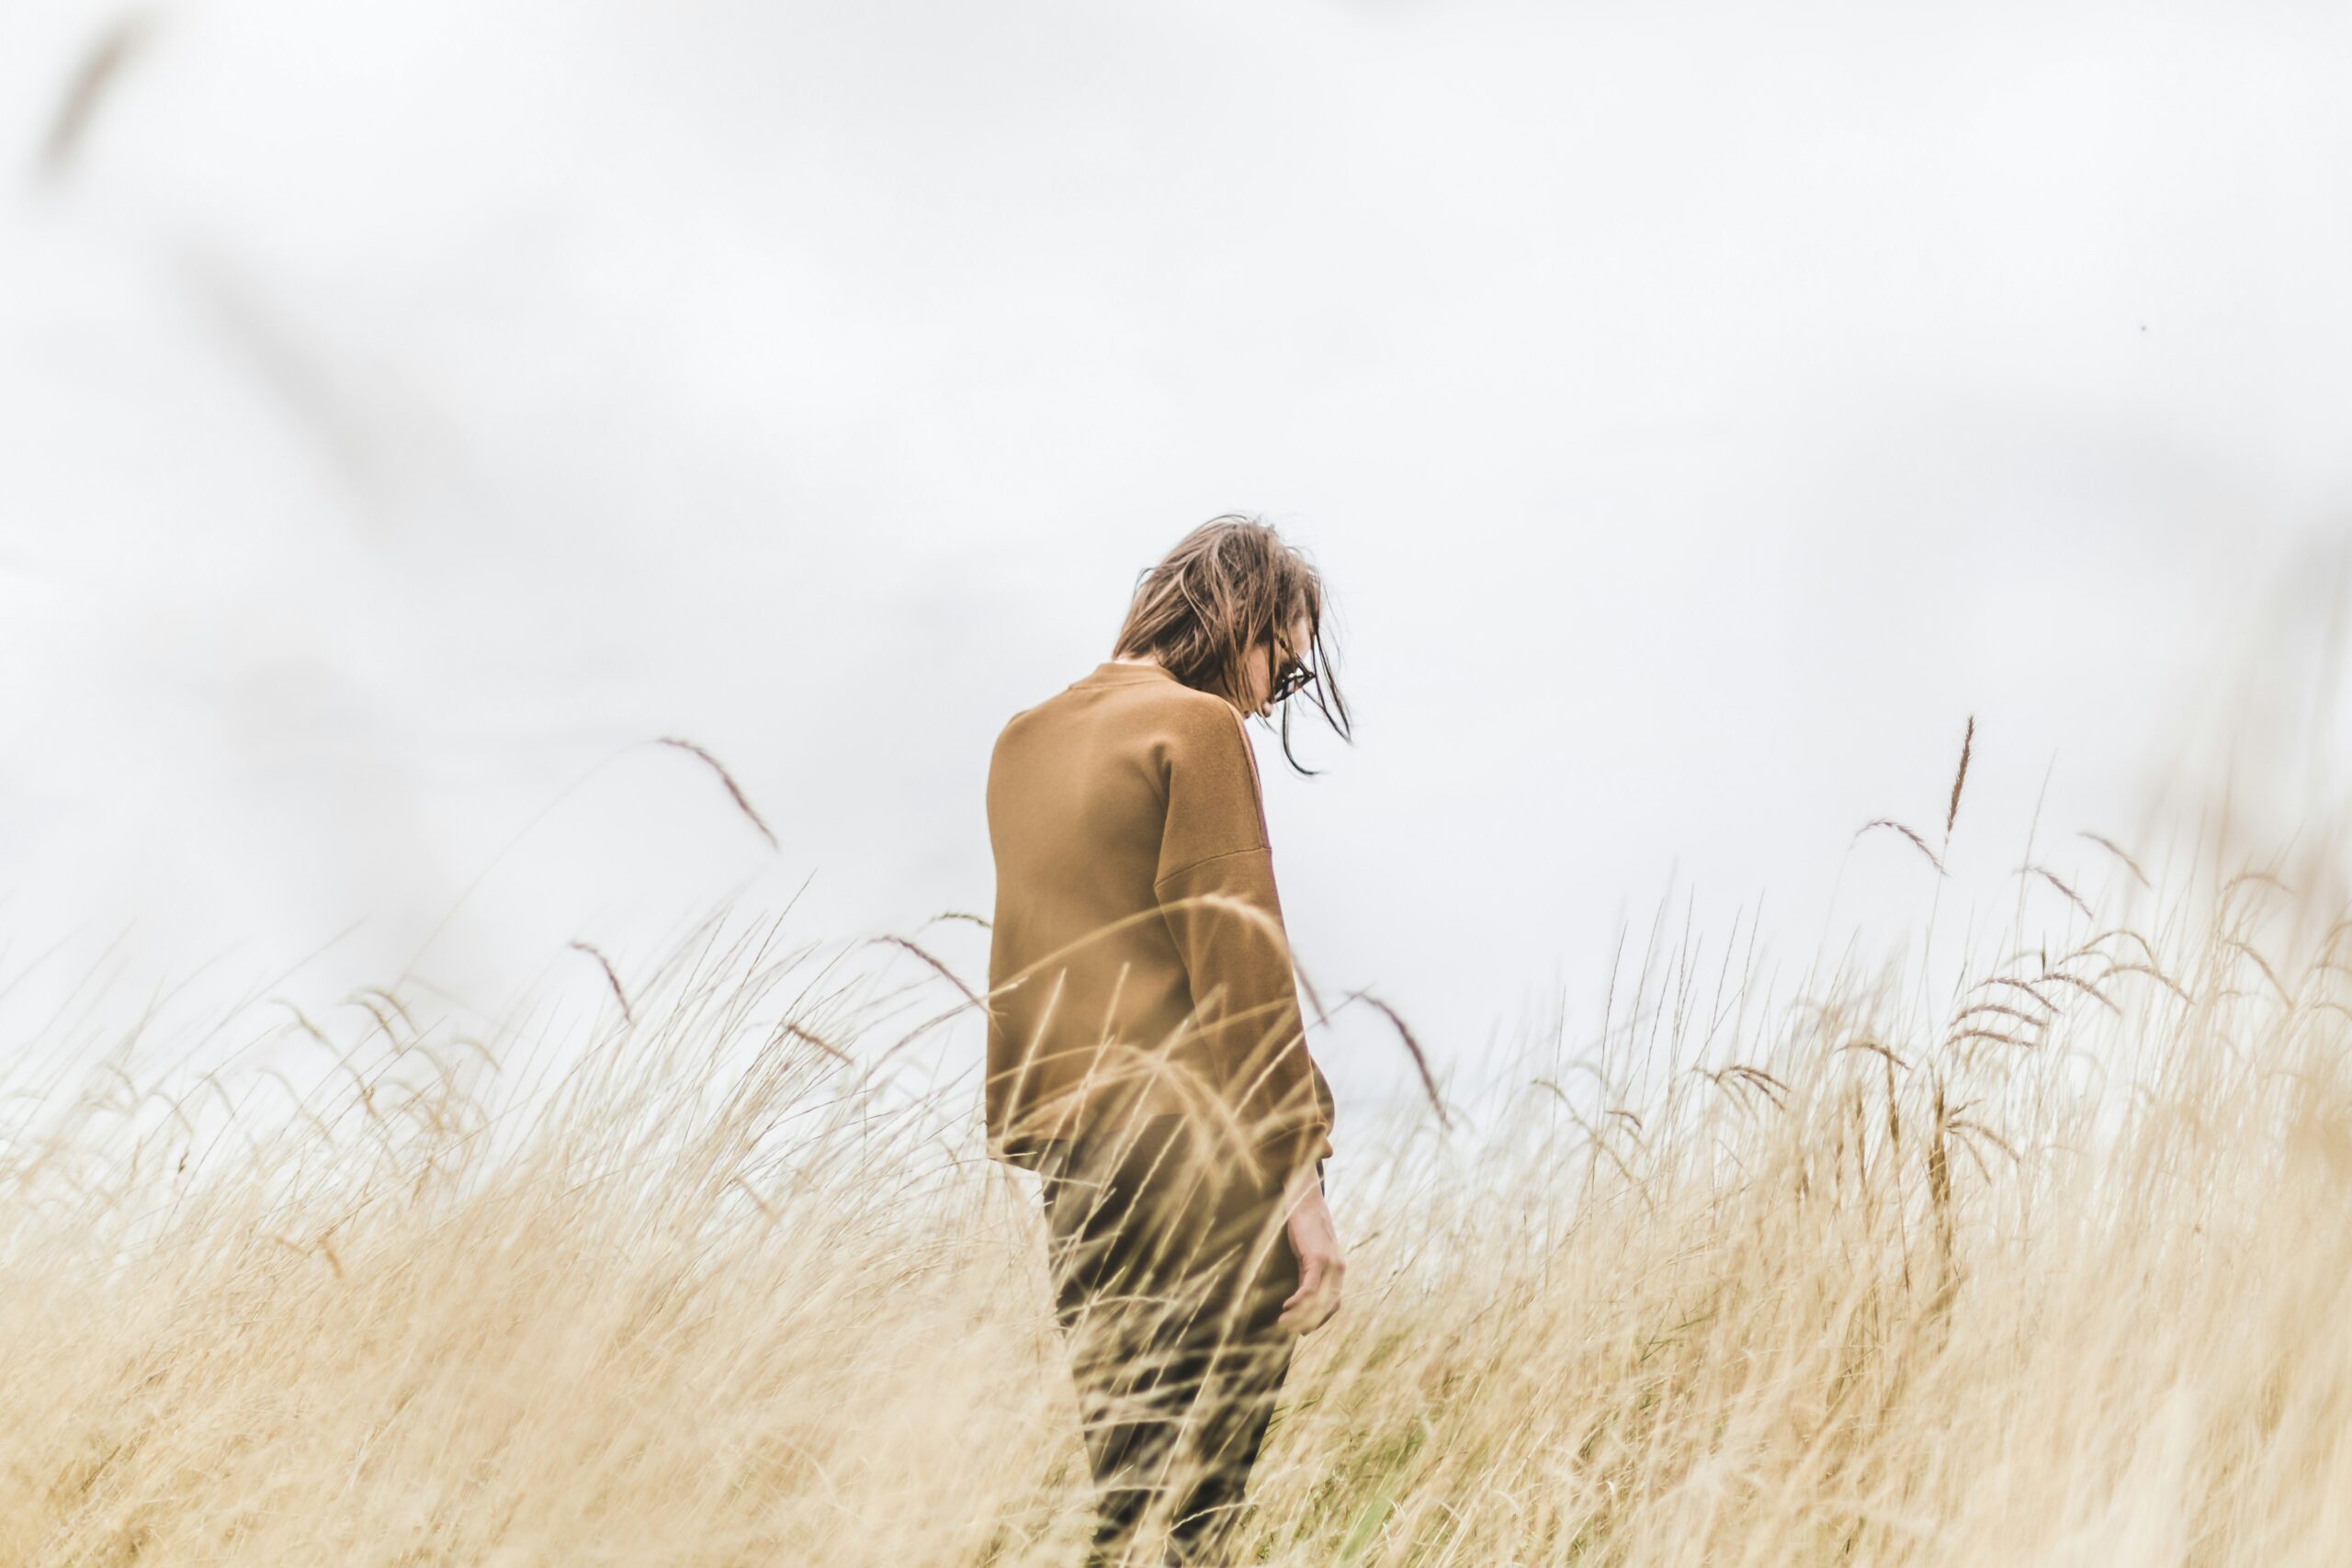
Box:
[5,0,2351,1140]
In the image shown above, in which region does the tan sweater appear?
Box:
[983,660,1335,1182]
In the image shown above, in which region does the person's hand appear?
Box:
[1276,1169,1344,1336]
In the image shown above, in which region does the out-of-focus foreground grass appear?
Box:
[6,812,2352,1567]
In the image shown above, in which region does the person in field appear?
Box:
[983,514,1351,1567]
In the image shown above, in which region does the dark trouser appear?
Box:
[1037,1114,1305,1568]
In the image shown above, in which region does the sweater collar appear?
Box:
[1074,660,1180,687]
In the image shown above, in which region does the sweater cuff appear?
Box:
[1255,1122,1333,1189]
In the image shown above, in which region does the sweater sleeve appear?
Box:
[1152,701,1335,1183]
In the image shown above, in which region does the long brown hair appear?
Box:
[1110,513,1353,776]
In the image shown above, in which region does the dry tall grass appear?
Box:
[7,792,2352,1565]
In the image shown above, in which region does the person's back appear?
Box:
[984,658,1333,1183]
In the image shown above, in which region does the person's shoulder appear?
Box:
[1127,691,1261,790]
[987,678,1106,754]
[994,671,1238,750]
[1114,679,1244,743]
[989,697,1046,764]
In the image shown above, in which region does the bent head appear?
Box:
[1111,513,1352,774]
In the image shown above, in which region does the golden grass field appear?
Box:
[8,750,2352,1566]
